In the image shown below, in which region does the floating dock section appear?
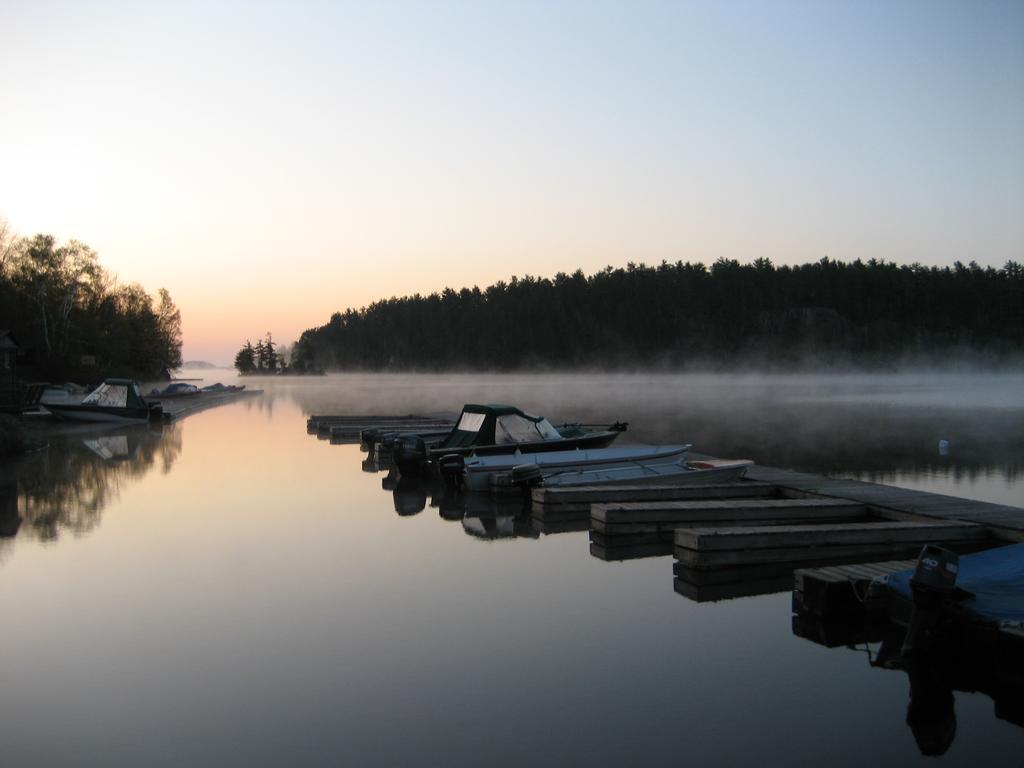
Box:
[156,389,263,421]
[528,455,1023,603]
[306,414,455,442]
[310,415,1023,606]
[790,549,1024,733]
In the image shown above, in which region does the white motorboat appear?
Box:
[455,444,691,492]
[44,379,163,423]
[538,457,754,488]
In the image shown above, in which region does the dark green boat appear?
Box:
[393,403,626,472]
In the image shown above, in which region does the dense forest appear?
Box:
[294,258,1024,371]
[0,221,182,381]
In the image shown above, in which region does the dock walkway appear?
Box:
[158,389,262,421]
[531,457,1022,591]
[744,465,1024,541]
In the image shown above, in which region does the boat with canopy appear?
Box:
[44,379,163,423]
[393,403,626,472]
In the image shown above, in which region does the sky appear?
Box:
[1,0,1022,364]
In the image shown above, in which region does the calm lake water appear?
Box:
[2,372,1022,766]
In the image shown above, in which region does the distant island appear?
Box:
[233,333,323,376]
[291,258,1024,371]
[181,360,221,370]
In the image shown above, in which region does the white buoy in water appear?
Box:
[938,439,950,456]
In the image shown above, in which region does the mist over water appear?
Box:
[261,370,1024,506]
[1,370,1021,765]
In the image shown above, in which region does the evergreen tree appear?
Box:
[263,332,278,373]
[254,339,267,371]
[234,340,256,374]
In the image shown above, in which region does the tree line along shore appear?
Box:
[4,218,1021,384]
[291,258,1024,371]
[0,225,182,385]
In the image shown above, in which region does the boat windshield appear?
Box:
[455,412,486,433]
[495,415,562,444]
[81,383,130,408]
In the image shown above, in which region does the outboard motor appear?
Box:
[394,435,427,474]
[147,402,164,423]
[438,453,466,488]
[901,545,960,657]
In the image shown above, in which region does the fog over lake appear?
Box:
[1,371,1021,766]
[280,371,1024,506]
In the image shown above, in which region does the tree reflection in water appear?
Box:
[1,423,182,544]
[0,476,20,565]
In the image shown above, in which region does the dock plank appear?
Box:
[594,498,864,524]
[743,463,1024,541]
[592,509,869,535]
[676,539,986,569]
[328,421,451,439]
[674,521,987,552]
[161,389,262,420]
[531,482,775,509]
[793,559,916,618]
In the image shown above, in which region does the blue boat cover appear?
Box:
[887,543,1024,625]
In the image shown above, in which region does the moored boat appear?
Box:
[537,457,754,488]
[452,443,691,492]
[44,379,163,423]
[394,403,626,472]
[149,382,200,398]
[200,383,246,393]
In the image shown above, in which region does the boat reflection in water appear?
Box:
[794,608,1024,756]
[460,494,538,541]
[366,455,544,538]
[82,433,133,461]
[0,422,181,545]
[392,476,428,517]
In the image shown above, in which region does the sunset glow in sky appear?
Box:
[2,0,1022,363]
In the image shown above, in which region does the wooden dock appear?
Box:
[744,464,1024,542]
[324,417,1021,602]
[307,414,455,435]
[593,498,868,555]
[159,389,263,421]
[531,481,778,513]
[790,554,1024,708]
[527,456,1023,601]
[792,559,915,620]
[674,520,988,568]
